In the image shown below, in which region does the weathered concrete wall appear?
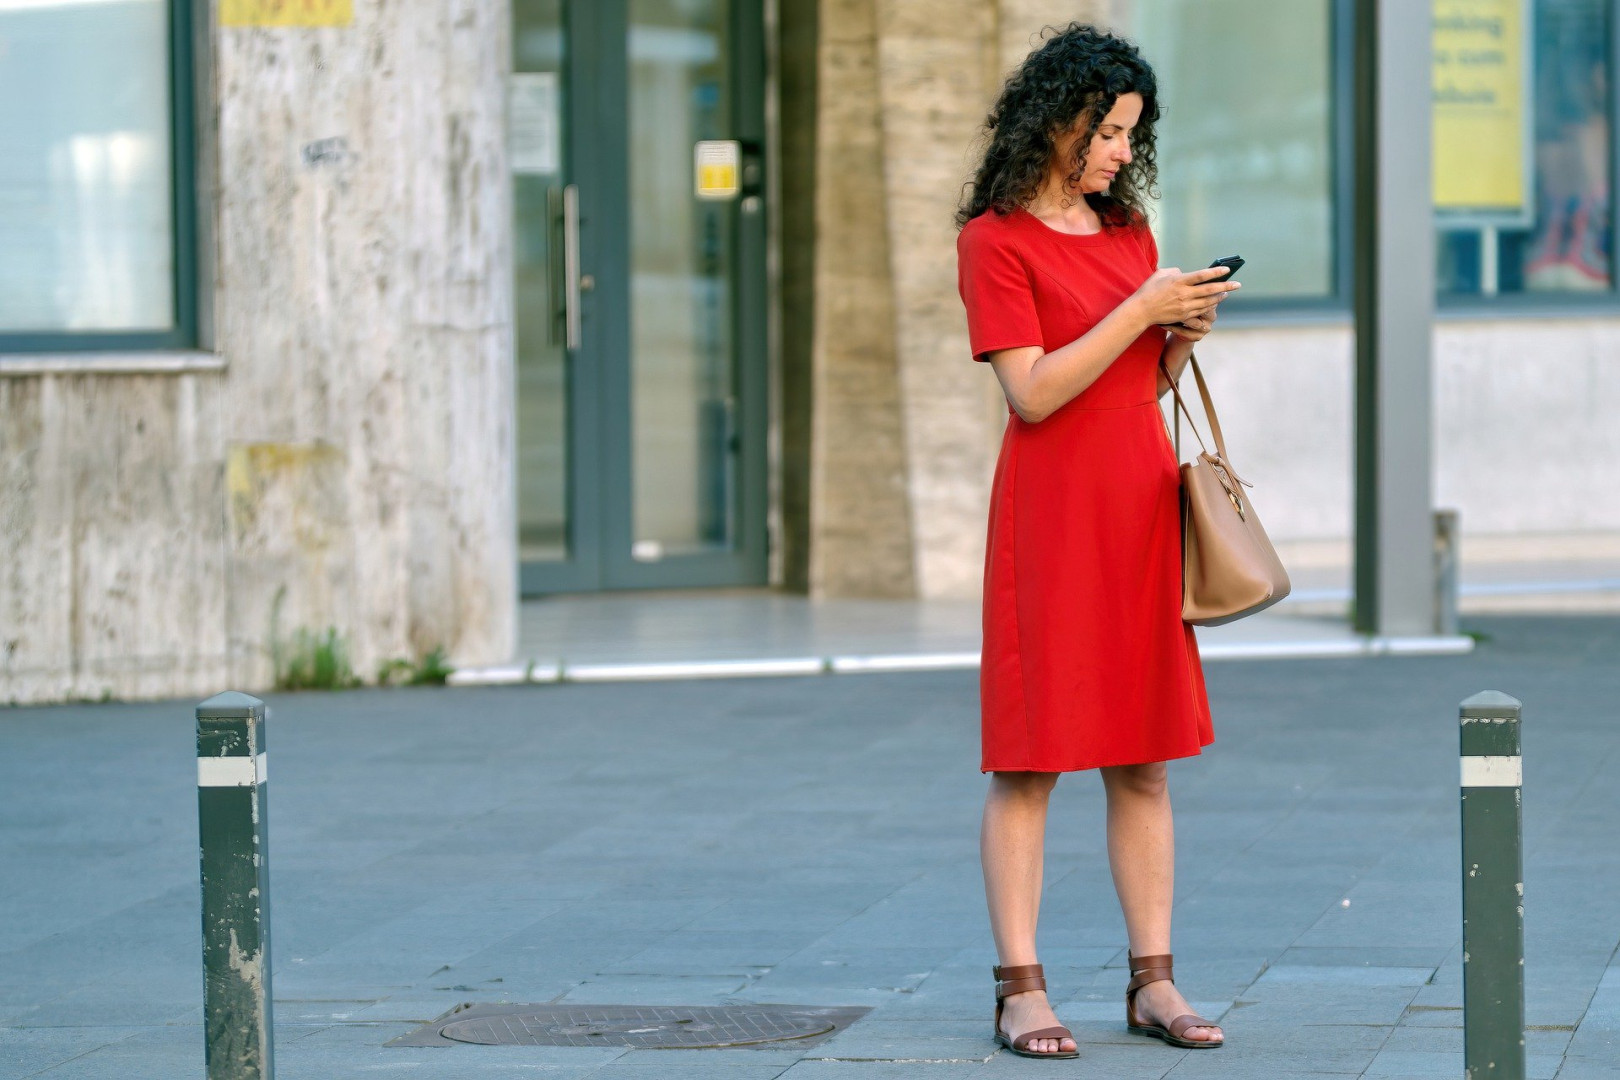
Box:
[807,0,917,597]
[213,0,515,688]
[1,1,515,704]
[872,1,1003,599]
[0,372,232,702]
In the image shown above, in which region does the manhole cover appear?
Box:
[387,1003,870,1050]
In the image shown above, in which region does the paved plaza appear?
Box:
[2,615,1618,1078]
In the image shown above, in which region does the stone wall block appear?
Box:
[0,374,229,704]
[810,0,918,597]
[878,0,999,38]
[997,0,1123,77]
[212,0,515,682]
[874,12,1000,598]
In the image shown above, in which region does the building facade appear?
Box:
[2,0,1616,703]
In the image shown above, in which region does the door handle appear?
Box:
[563,183,582,351]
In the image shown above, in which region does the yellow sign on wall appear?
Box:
[1432,0,1530,218]
[694,141,741,201]
[220,0,354,28]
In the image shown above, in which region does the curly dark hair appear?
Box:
[956,24,1160,231]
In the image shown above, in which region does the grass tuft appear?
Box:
[376,646,455,687]
[274,627,362,691]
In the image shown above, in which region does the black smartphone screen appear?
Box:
[1159,256,1245,330]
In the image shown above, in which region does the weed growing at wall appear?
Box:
[376,647,456,687]
[273,627,362,691]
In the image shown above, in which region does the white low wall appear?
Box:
[1179,316,1620,542]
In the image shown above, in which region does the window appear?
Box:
[1436,0,1612,297]
[1122,0,1337,302]
[0,0,194,350]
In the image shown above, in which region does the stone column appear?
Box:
[872,1,1003,599]
[214,0,516,684]
[807,0,917,598]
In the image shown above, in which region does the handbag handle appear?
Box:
[1159,353,1252,489]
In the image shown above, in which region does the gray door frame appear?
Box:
[520,0,770,595]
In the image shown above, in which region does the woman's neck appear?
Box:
[1025,183,1103,235]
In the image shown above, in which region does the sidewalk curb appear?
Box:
[443,635,1475,687]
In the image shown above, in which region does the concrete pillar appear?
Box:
[807,0,917,598]
[213,0,517,678]
[1351,0,1438,634]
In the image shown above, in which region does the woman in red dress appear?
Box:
[956,25,1242,1060]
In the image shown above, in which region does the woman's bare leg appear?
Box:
[1099,762,1222,1043]
[980,770,1077,1055]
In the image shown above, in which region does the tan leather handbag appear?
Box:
[1159,354,1291,626]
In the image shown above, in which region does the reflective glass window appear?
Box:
[0,0,177,335]
[1123,0,1336,300]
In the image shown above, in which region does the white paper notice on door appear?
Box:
[509,72,560,175]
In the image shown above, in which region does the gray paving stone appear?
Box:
[18,1026,201,1080]
[558,974,755,1002]
[4,616,1620,1079]
[582,1065,791,1080]
[1252,965,1435,988]
[1555,1067,1620,1080]
[610,1047,809,1067]
[0,1025,149,1080]
[779,1063,988,1078]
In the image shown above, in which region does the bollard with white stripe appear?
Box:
[1460,690,1524,1080]
[197,691,274,1080]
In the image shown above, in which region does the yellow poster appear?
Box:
[1432,0,1530,217]
[220,0,354,28]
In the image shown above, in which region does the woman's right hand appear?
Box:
[1130,266,1241,328]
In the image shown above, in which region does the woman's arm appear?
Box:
[1154,294,1227,397]
[988,266,1238,424]
[1156,334,1196,398]
[986,299,1155,424]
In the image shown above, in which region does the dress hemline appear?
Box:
[980,736,1213,774]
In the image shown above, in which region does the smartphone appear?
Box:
[1163,255,1244,330]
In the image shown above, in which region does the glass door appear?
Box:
[513,0,588,583]
[515,0,767,594]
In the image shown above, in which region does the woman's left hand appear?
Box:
[1167,305,1217,342]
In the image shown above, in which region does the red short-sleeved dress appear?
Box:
[957,205,1213,773]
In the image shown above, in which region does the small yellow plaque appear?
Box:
[220,0,354,28]
[694,140,741,201]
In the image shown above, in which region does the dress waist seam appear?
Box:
[1063,398,1160,413]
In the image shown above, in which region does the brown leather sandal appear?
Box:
[1125,952,1223,1049]
[992,963,1079,1059]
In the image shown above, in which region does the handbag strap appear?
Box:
[1159,353,1252,489]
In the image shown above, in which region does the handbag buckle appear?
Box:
[1210,459,1247,519]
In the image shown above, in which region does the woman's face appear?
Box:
[1055,92,1143,194]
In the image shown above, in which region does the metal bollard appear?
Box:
[197,692,275,1080]
[1460,690,1524,1080]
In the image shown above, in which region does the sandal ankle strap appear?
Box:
[1126,952,1175,996]
[1128,952,1174,973]
[993,962,1047,998]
